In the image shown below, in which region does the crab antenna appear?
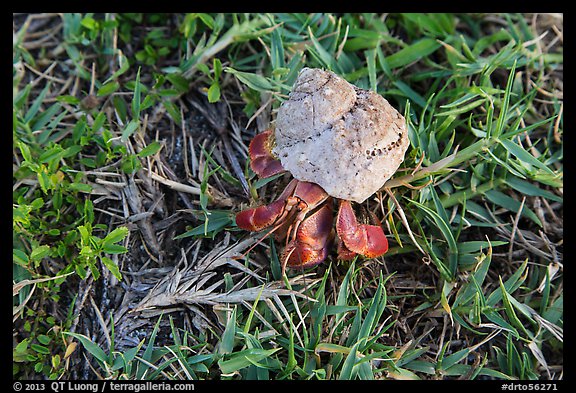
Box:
[281,247,296,277]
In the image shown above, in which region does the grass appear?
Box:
[13,13,563,380]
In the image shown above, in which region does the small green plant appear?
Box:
[135,26,179,66]
[14,320,67,379]
[65,315,215,379]
[197,58,223,103]
[61,222,128,280]
[13,290,76,379]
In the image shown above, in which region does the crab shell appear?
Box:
[273,67,409,203]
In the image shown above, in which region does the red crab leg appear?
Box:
[288,181,330,235]
[282,203,334,271]
[235,179,298,232]
[249,129,286,178]
[336,200,388,259]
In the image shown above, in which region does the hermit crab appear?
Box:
[236,68,409,273]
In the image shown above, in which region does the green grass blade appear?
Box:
[484,189,542,227]
[492,59,517,138]
[336,261,355,306]
[486,259,528,307]
[498,138,557,176]
[358,279,384,344]
[131,67,142,119]
[385,38,441,69]
[338,340,361,380]
[365,49,377,92]
[224,67,277,92]
[24,83,51,124]
[218,306,237,355]
[499,277,532,339]
[63,332,108,368]
[218,348,280,375]
[409,198,458,277]
[505,176,562,203]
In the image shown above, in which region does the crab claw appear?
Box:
[282,203,334,269]
[336,237,358,261]
[235,198,286,232]
[249,129,285,178]
[336,200,388,259]
[236,179,298,231]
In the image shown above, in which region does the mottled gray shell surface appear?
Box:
[273,67,409,203]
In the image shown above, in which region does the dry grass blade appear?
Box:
[13,284,36,321]
[132,234,315,317]
[134,277,314,311]
[122,175,161,258]
[273,293,304,348]
[133,355,173,379]
[532,313,563,342]
[89,295,111,348]
[13,272,74,296]
[537,262,561,293]
[383,147,459,189]
[528,341,551,379]
[475,202,561,263]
